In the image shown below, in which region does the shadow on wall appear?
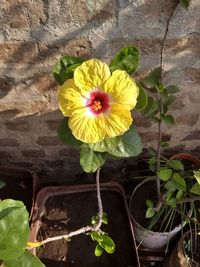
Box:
[0,0,119,99]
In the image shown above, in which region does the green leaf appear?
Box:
[94,244,104,257]
[146,199,154,208]
[155,83,165,93]
[141,97,160,117]
[194,170,200,185]
[172,173,186,191]
[160,141,170,148]
[109,46,139,75]
[164,180,177,192]
[90,231,103,243]
[142,99,160,117]
[168,160,184,171]
[57,118,82,148]
[143,67,162,88]
[89,137,120,152]
[166,85,180,94]
[102,213,108,225]
[161,114,175,125]
[176,190,184,200]
[180,0,190,9]
[190,182,200,196]
[100,235,115,254]
[0,200,29,261]
[80,147,106,173]
[166,197,176,209]
[0,180,6,189]
[2,251,45,267]
[135,84,148,110]
[53,55,83,85]
[145,207,155,218]
[165,95,176,106]
[108,126,143,158]
[157,168,173,181]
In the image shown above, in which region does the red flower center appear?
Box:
[87,91,110,115]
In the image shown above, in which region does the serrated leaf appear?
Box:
[53,55,83,85]
[161,114,175,125]
[57,118,82,148]
[2,251,45,267]
[94,244,104,257]
[157,168,173,181]
[168,160,184,171]
[166,85,180,94]
[143,67,162,88]
[172,173,186,191]
[190,182,200,196]
[89,136,120,152]
[145,207,155,218]
[146,199,154,208]
[0,200,29,261]
[109,46,139,75]
[108,126,143,158]
[80,147,106,173]
[135,84,148,110]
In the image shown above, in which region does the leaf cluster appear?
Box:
[140,67,179,126]
[0,200,44,267]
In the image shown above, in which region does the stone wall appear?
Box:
[0,0,199,174]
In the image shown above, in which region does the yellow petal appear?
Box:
[69,110,106,143]
[104,104,132,138]
[104,70,139,110]
[58,79,85,116]
[74,59,111,95]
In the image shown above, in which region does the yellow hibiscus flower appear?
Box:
[58,59,139,144]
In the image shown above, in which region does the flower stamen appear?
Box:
[92,100,102,111]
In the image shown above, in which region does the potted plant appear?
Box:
[25,46,150,267]
[129,64,200,252]
[167,169,200,267]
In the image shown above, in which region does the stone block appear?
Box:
[59,148,79,157]
[37,136,61,146]
[5,121,30,131]
[0,138,19,146]
[21,149,45,157]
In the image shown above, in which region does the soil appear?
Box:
[36,190,137,267]
[0,167,33,214]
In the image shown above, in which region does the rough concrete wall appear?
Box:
[0,0,200,174]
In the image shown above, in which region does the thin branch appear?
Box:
[28,168,103,248]
[155,1,179,204]
[160,1,179,75]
